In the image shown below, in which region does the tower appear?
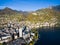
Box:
[19,28,23,37]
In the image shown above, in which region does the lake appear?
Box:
[35,27,60,45]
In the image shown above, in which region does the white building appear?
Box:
[31,33,35,36]
[32,13,37,15]
[50,23,55,27]
[43,22,49,26]
[0,35,12,43]
[14,35,18,39]
[23,33,30,39]
[19,28,23,37]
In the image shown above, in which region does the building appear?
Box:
[43,22,49,26]
[19,28,23,37]
[32,12,37,15]
[0,22,35,44]
[0,34,12,43]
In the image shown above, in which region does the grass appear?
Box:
[0,43,2,45]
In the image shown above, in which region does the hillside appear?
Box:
[52,5,60,12]
[26,7,60,27]
[0,5,60,28]
[27,8,58,23]
[0,7,26,28]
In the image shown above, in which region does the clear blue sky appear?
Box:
[0,0,60,11]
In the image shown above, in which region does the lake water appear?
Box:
[35,27,60,45]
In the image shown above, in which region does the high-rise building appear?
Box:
[19,28,23,37]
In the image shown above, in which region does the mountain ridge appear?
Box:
[0,5,60,27]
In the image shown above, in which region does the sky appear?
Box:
[0,0,60,11]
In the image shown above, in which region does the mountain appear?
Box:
[26,8,58,23]
[52,5,60,12]
[0,7,26,27]
[0,7,27,15]
[0,7,17,15]
[0,5,60,28]
[51,5,60,24]
[26,5,60,27]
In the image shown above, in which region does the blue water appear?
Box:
[35,27,60,45]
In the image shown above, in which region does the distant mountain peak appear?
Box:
[52,5,60,12]
[3,7,13,11]
[4,7,12,10]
